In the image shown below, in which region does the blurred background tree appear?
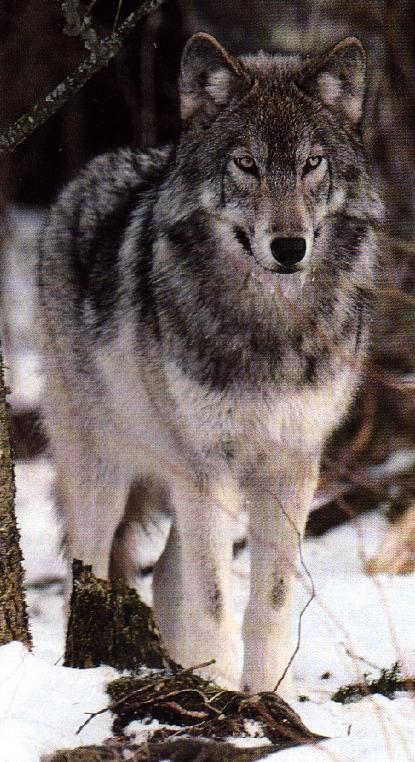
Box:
[1,0,415,554]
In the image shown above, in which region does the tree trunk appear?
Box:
[0,345,31,648]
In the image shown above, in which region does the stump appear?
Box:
[64,559,171,671]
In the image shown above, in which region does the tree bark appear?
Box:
[64,560,170,670]
[0,346,31,648]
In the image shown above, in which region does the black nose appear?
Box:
[270,237,307,269]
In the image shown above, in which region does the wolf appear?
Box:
[38,32,381,697]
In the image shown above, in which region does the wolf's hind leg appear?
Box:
[152,522,182,653]
[109,480,169,583]
[55,453,130,584]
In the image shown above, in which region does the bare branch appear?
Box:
[0,0,165,156]
[273,502,316,694]
[61,0,100,54]
[113,0,125,33]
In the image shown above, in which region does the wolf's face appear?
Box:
[176,34,368,282]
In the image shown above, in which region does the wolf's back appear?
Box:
[38,146,170,346]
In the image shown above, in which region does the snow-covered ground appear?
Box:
[1,209,415,761]
[5,464,415,762]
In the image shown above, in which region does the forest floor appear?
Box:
[1,208,415,762]
[2,457,415,762]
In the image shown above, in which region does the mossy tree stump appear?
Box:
[64,559,171,671]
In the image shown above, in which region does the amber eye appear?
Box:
[234,155,258,174]
[303,155,324,174]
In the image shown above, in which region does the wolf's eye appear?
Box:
[234,155,257,175]
[303,155,324,174]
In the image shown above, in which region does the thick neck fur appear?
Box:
[149,199,375,392]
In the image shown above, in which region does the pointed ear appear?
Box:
[180,33,248,130]
[305,37,366,124]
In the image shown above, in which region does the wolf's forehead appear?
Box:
[239,51,303,77]
[238,53,316,140]
[238,86,314,161]
[241,52,305,103]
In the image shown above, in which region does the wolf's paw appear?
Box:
[196,658,240,691]
[241,669,295,702]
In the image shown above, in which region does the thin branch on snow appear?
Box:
[0,0,165,156]
[272,502,316,694]
[75,658,217,735]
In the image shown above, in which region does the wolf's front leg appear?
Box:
[153,469,241,688]
[242,454,319,699]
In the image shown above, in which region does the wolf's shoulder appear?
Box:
[39,146,173,324]
[40,145,172,276]
[50,145,172,235]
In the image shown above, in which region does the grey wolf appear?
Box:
[38,32,381,697]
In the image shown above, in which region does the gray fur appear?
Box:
[38,33,381,696]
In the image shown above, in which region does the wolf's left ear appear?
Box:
[180,33,247,130]
[305,37,366,124]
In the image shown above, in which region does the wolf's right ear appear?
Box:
[180,33,247,130]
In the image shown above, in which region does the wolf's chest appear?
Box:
[165,359,356,461]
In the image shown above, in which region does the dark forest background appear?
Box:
[2,0,415,547]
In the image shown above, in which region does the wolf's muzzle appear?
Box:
[270,236,307,272]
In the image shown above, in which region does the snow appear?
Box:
[7,481,415,762]
[0,642,117,762]
[2,208,415,761]
[266,696,415,762]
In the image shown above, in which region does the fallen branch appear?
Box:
[42,736,292,762]
[106,670,325,746]
[76,661,216,735]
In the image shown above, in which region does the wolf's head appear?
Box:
[168,32,378,286]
